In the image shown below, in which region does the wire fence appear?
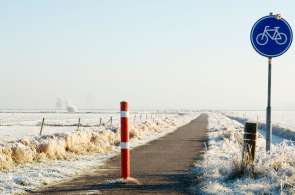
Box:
[36,112,172,136]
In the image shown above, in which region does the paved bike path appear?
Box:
[31,114,208,195]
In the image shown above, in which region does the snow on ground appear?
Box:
[0,112,118,143]
[0,112,198,195]
[194,112,295,194]
[0,112,191,143]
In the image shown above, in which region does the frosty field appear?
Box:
[0,111,181,144]
[0,112,115,144]
[0,110,198,195]
[194,112,295,194]
[3,110,295,194]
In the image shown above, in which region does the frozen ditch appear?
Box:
[0,112,198,195]
[193,112,295,194]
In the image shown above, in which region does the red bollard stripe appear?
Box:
[121,118,129,142]
[120,101,128,111]
[121,149,130,179]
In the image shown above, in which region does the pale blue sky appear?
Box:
[1,1,295,110]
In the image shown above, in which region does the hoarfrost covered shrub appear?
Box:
[12,143,36,164]
[0,147,14,169]
[194,113,295,194]
[0,117,179,171]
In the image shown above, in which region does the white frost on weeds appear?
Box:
[194,112,295,194]
[0,113,198,195]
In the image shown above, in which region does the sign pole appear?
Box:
[250,13,292,152]
[266,57,272,152]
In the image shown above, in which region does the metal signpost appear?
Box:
[250,13,293,152]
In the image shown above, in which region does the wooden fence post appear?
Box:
[242,122,257,173]
[98,117,102,127]
[39,117,45,136]
[77,118,81,130]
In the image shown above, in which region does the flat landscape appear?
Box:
[0,110,198,194]
[2,1,295,194]
[1,110,295,194]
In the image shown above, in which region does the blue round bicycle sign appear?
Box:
[250,15,293,57]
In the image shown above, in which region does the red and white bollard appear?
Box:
[120,101,130,180]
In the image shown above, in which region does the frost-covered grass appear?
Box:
[0,112,177,143]
[194,112,295,194]
[0,112,198,195]
[0,112,117,143]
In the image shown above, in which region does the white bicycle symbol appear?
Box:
[256,26,288,46]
